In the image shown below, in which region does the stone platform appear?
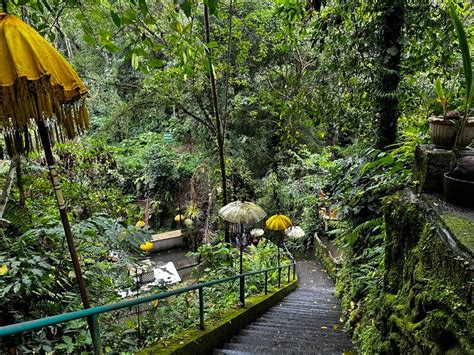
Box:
[414,144,474,193]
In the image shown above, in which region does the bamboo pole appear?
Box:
[37,120,102,354]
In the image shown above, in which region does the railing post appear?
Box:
[293,262,296,281]
[264,270,268,295]
[90,315,103,355]
[240,275,245,307]
[278,266,281,288]
[199,287,205,330]
[287,265,290,283]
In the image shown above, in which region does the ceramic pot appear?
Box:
[428,117,474,148]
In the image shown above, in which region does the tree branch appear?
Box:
[177,103,217,134]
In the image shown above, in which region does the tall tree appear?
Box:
[203,2,230,242]
[376,0,405,150]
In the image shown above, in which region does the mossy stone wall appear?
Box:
[314,234,339,279]
[382,190,473,354]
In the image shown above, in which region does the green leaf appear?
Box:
[131,53,140,70]
[111,11,121,27]
[105,43,121,53]
[148,58,164,68]
[21,275,31,287]
[31,268,43,276]
[83,34,95,46]
[434,79,444,99]
[448,1,472,109]
[204,0,218,16]
[139,0,148,15]
[206,41,219,49]
[180,0,192,17]
[48,32,56,42]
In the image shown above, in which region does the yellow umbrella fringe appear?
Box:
[0,76,88,154]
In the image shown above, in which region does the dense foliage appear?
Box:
[0,0,472,353]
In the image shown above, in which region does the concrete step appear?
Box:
[265,306,341,316]
[238,329,351,344]
[213,349,255,355]
[254,317,341,329]
[230,336,347,351]
[284,288,335,296]
[245,321,345,333]
[221,342,348,354]
[215,259,355,354]
[281,298,337,305]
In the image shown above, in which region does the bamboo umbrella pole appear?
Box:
[239,222,244,306]
[37,120,102,354]
[239,223,244,274]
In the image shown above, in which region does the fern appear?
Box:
[3,203,31,233]
[344,217,384,246]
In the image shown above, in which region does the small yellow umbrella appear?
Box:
[266,213,292,231]
[0,11,100,352]
[265,213,292,284]
[174,214,186,222]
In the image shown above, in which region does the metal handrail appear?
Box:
[283,242,295,262]
[0,260,297,353]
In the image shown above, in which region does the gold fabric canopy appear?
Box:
[265,213,292,231]
[0,13,88,145]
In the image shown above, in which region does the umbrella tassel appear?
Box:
[82,100,89,128]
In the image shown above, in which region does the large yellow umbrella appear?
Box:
[0,13,88,147]
[0,12,100,352]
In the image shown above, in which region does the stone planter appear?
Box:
[428,117,474,148]
[443,172,474,208]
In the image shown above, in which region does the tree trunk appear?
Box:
[204,4,230,242]
[376,0,405,150]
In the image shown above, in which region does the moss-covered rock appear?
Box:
[337,189,473,354]
[381,190,473,354]
[441,213,474,255]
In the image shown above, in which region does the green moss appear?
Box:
[441,213,474,255]
[338,190,473,354]
[389,314,422,333]
[314,237,338,279]
[136,280,298,355]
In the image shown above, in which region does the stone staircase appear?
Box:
[214,260,355,354]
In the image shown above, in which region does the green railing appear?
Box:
[0,261,297,354]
